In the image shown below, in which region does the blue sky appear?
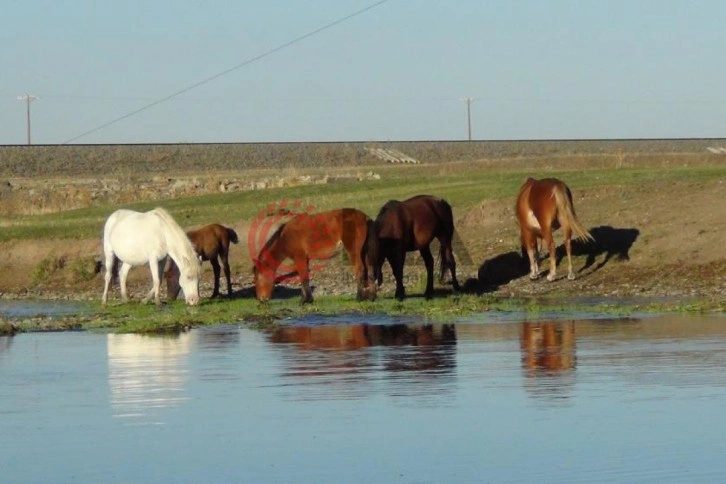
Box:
[2,0,726,144]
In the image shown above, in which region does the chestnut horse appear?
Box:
[516,177,593,281]
[375,195,461,300]
[253,208,378,303]
[167,223,239,299]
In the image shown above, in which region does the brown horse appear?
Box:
[253,208,378,303]
[167,223,239,299]
[375,195,461,300]
[516,177,593,281]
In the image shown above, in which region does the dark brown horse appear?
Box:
[375,195,461,300]
[167,223,239,299]
[253,208,378,304]
[516,177,593,281]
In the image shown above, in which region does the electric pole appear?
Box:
[460,97,475,141]
[17,94,39,145]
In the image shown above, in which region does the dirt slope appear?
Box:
[1,178,724,303]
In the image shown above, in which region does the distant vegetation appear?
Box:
[1,138,724,178]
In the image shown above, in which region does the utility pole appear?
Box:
[17,94,39,145]
[459,97,475,141]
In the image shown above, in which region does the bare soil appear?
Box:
[1,176,724,305]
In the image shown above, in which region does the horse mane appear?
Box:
[260,222,287,255]
[151,207,201,277]
[376,199,400,218]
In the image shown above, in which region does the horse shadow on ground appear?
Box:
[463,251,529,294]
[560,225,640,272]
[463,225,640,294]
[231,283,303,301]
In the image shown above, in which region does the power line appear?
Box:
[62,0,391,144]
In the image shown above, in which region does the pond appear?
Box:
[1,313,726,483]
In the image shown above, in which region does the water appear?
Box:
[0,299,85,318]
[2,314,726,483]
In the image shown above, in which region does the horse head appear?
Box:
[176,255,201,305]
[252,258,274,302]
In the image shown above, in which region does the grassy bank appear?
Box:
[7,291,721,335]
[1,139,726,332]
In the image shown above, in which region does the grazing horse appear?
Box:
[102,207,201,306]
[253,208,378,304]
[375,195,461,300]
[516,177,594,281]
[167,223,239,299]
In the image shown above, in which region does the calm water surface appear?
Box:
[1,313,726,483]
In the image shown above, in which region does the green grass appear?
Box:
[8,290,720,334]
[2,163,725,242]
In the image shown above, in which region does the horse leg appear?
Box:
[296,258,313,304]
[221,253,233,297]
[365,256,377,301]
[420,246,435,299]
[210,258,221,298]
[376,256,387,287]
[522,229,539,279]
[350,251,367,301]
[563,228,575,280]
[391,250,406,301]
[440,240,461,292]
[543,225,558,282]
[102,254,114,305]
[119,263,132,302]
[143,259,164,305]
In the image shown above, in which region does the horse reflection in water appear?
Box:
[107,332,192,422]
[271,323,455,352]
[520,321,577,400]
[269,323,457,400]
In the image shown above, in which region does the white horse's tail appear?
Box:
[552,185,594,242]
[151,207,201,277]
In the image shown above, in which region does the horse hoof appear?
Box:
[567,273,576,281]
[547,274,556,282]
[529,274,538,280]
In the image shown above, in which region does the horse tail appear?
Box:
[553,185,594,242]
[438,198,456,282]
[227,228,240,245]
[364,218,380,284]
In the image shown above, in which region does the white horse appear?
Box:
[102,207,201,306]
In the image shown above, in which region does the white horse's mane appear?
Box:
[151,207,200,277]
